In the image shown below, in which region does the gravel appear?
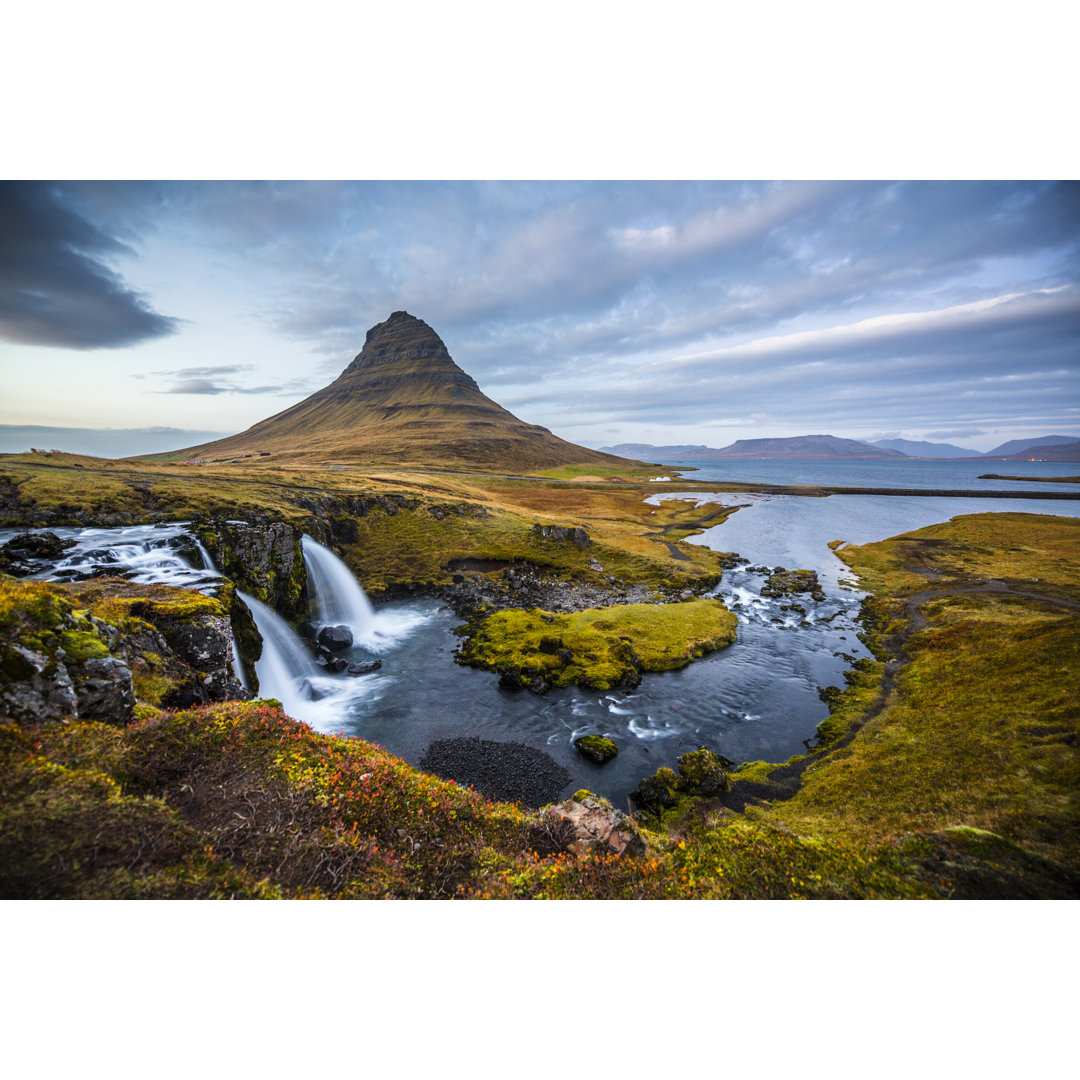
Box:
[420,737,572,808]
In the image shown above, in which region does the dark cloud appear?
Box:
[0,182,180,349]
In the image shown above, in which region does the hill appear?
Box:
[601,436,905,460]
[981,435,1080,458]
[159,312,638,473]
[986,440,1080,462]
[872,437,978,458]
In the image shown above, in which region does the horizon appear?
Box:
[2,180,1078,458]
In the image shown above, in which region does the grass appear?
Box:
[754,513,1080,872]
[457,599,738,690]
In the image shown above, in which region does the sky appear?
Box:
[2,179,1078,457]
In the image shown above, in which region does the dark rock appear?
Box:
[323,656,348,673]
[761,567,827,602]
[193,519,307,621]
[0,531,77,575]
[532,523,590,546]
[71,656,136,723]
[346,659,382,675]
[317,624,353,650]
[629,767,680,816]
[299,621,321,640]
[574,734,619,764]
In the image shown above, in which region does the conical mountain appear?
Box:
[167,312,636,471]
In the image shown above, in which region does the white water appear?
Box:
[301,534,431,653]
[302,534,375,632]
[237,588,388,732]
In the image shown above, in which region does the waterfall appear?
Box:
[236,590,324,718]
[302,535,376,635]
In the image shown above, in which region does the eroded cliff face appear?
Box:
[0,578,248,725]
[193,518,307,623]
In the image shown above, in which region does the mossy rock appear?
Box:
[676,747,731,796]
[630,766,680,816]
[574,734,618,764]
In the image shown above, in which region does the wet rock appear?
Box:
[0,531,77,576]
[346,659,382,675]
[629,767,680,816]
[193,518,307,621]
[574,734,619,764]
[761,567,826,602]
[317,624,353,651]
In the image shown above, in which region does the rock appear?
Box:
[0,531,77,575]
[193,519,307,621]
[323,656,348,673]
[317,624,353,650]
[630,767,680,816]
[676,747,731,796]
[72,656,136,722]
[346,659,382,675]
[574,734,619,764]
[532,523,590,546]
[761,567,827,602]
[536,793,647,858]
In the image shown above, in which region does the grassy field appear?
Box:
[3,452,1078,898]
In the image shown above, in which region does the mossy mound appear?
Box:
[574,735,618,764]
[457,598,737,692]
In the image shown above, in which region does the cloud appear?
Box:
[0,182,181,349]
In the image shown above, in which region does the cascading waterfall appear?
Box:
[301,534,376,636]
[16,521,431,732]
[235,588,387,730]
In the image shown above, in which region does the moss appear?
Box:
[574,735,618,764]
[458,599,737,691]
[58,630,110,664]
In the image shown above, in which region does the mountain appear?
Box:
[981,435,1080,458]
[600,436,906,460]
[598,443,711,459]
[872,438,978,458]
[164,312,637,472]
[986,440,1080,462]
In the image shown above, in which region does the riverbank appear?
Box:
[2,511,1077,897]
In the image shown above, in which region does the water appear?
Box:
[6,489,1078,806]
[660,457,1080,493]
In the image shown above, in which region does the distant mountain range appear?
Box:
[600,434,1080,461]
[871,438,978,458]
[600,436,904,460]
[980,435,1079,458]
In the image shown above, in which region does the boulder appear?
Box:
[536,792,646,858]
[72,656,136,723]
[676,747,731,796]
[317,624,353,650]
[574,734,619,764]
[629,767,680,816]
[532,523,590,547]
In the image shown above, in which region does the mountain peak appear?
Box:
[164,312,632,471]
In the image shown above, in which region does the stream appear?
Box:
[5,491,1077,807]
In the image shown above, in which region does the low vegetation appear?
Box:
[457,599,738,691]
[3,453,1077,898]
